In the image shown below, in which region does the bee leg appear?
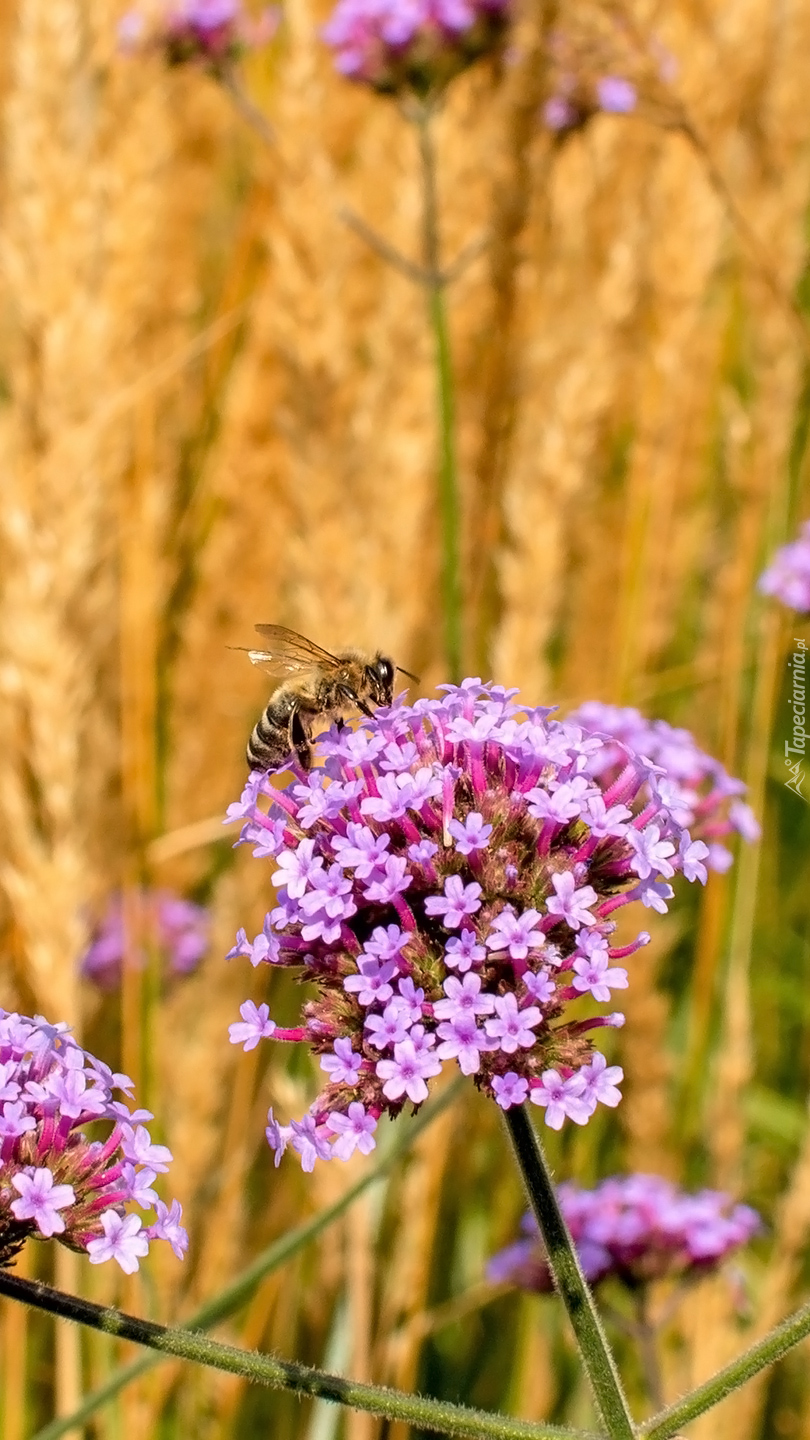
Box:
[290,706,313,770]
[338,685,374,719]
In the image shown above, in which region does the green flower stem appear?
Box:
[503,1106,635,1440]
[29,1079,463,1440]
[1,1269,600,1440]
[416,104,463,683]
[639,1297,810,1440]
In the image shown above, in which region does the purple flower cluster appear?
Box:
[80,890,210,990]
[488,1175,760,1291]
[0,1010,187,1273]
[567,702,760,879]
[543,72,637,132]
[322,0,511,96]
[119,0,277,67]
[225,681,709,1172]
[758,521,810,614]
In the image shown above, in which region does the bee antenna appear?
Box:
[397,666,420,683]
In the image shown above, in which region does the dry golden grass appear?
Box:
[2,0,810,1434]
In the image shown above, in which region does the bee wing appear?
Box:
[248,624,343,677]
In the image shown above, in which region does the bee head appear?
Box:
[366,655,395,706]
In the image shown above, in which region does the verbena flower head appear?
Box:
[0,1010,187,1272]
[322,0,511,96]
[119,0,277,67]
[80,890,210,990]
[566,702,760,878]
[758,520,810,614]
[488,1175,761,1291]
[226,681,708,1172]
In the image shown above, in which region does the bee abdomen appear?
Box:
[246,694,311,772]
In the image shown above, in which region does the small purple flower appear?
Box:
[545,873,598,931]
[332,824,391,877]
[364,924,408,963]
[521,969,556,1003]
[448,812,493,854]
[485,993,542,1053]
[228,1001,277,1052]
[376,1040,442,1103]
[678,833,709,884]
[344,956,398,1007]
[492,1072,529,1109]
[579,1051,623,1112]
[320,1037,363,1085]
[87,1212,150,1275]
[299,864,358,921]
[272,840,323,898]
[530,1070,591,1129]
[425,875,482,929]
[327,1103,378,1159]
[365,1005,411,1049]
[543,93,579,130]
[596,75,637,113]
[146,1199,189,1259]
[290,1114,334,1172]
[11,1170,75,1238]
[444,929,486,972]
[485,906,545,960]
[572,951,628,1003]
[627,826,676,882]
[433,973,495,1022]
[362,856,413,904]
[435,1014,491,1075]
[122,1124,173,1174]
[265,1108,293,1166]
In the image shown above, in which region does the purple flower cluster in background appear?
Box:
[80,890,210,991]
[119,0,277,67]
[758,521,810,614]
[322,0,511,96]
[0,1011,187,1272]
[543,71,637,132]
[566,702,760,880]
[225,681,711,1173]
[539,23,679,135]
[488,1174,761,1292]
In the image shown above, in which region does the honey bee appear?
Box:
[240,624,418,773]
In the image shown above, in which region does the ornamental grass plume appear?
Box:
[322,0,511,96]
[0,1010,187,1272]
[80,890,210,990]
[487,1174,761,1291]
[566,702,760,879]
[758,520,810,614]
[225,682,709,1172]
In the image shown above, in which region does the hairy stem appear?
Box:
[0,1269,598,1440]
[29,1080,463,1440]
[503,1106,635,1439]
[639,1297,810,1439]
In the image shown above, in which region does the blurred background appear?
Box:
[1,0,810,1434]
